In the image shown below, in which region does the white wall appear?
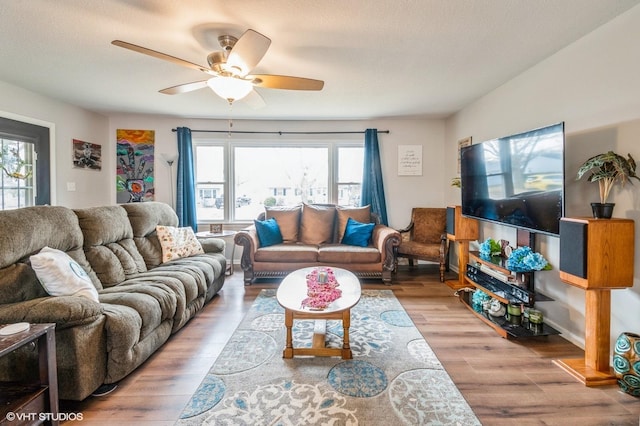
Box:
[0,81,109,208]
[107,114,446,228]
[0,80,447,224]
[445,4,640,350]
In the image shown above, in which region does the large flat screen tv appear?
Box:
[460,122,564,235]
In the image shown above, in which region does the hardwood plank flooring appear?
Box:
[61,265,640,425]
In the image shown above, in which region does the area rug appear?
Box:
[176,289,480,425]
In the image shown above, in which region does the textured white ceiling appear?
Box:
[1,0,638,120]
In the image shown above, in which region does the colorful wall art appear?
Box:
[72,139,102,170]
[116,129,155,203]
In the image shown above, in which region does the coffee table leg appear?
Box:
[283,309,294,358]
[342,309,352,359]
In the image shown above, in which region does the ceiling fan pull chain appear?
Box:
[227,101,234,137]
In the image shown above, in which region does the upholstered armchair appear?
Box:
[394,207,449,282]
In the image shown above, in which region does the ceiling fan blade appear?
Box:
[226,30,271,76]
[241,89,266,109]
[111,40,214,75]
[159,80,209,95]
[249,74,324,91]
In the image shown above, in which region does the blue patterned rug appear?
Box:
[176,289,480,425]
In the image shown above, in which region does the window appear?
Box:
[195,145,225,220]
[195,140,363,222]
[0,139,35,209]
[0,117,50,210]
[337,146,364,207]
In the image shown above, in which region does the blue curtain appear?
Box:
[175,127,198,230]
[361,128,389,225]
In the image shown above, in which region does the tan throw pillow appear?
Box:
[265,205,302,242]
[299,204,336,245]
[336,205,371,243]
[156,225,204,263]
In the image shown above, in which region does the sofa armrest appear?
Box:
[235,226,260,281]
[371,225,402,271]
[199,237,225,254]
[0,296,103,329]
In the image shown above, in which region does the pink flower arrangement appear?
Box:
[301,267,342,310]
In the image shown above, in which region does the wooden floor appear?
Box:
[62,266,640,425]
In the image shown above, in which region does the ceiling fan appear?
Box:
[111,29,324,105]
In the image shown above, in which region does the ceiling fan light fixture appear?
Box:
[207,76,253,103]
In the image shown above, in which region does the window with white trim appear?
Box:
[194,140,364,222]
[0,138,35,209]
[0,116,50,210]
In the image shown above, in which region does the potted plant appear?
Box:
[576,151,639,218]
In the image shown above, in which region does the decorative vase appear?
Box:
[591,202,615,219]
[613,332,640,397]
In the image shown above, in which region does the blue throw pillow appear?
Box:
[341,217,375,247]
[254,218,283,247]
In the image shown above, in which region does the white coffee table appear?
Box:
[276,267,361,359]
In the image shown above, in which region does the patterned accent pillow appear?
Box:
[30,246,99,302]
[156,225,204,263]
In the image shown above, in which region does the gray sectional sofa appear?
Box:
[0,202,226,400]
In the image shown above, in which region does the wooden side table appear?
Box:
[0,323,59,425]
[196,230,237,275]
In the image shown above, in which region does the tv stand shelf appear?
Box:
[461,251,559,339]
[458,291,559,339]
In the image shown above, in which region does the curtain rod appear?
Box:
[171,129,390,135]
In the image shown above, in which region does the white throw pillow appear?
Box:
[156,225,204,263]
[30,247,99,302]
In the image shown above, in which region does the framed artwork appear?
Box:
[116,129,155,203]
[457,136,472,173]
[72,139,101,170]
[210,223,223,234]
[397,145,423,176]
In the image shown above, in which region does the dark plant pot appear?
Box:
[591,202,615,219]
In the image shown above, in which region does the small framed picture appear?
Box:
[72,139,102,170]
[209,223,223,234]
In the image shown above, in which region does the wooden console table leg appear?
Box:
[341,309,353,359]
[283,309,294,359]
[446,240,470,290]
[585,290,612,373]
[553,289,616,386]
[458,241,470,288]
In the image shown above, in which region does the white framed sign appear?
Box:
[398,145,422,176]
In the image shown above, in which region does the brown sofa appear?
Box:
[0,202,226,400]
[234,204,401,284]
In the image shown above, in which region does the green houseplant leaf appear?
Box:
[576,151,639,204]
